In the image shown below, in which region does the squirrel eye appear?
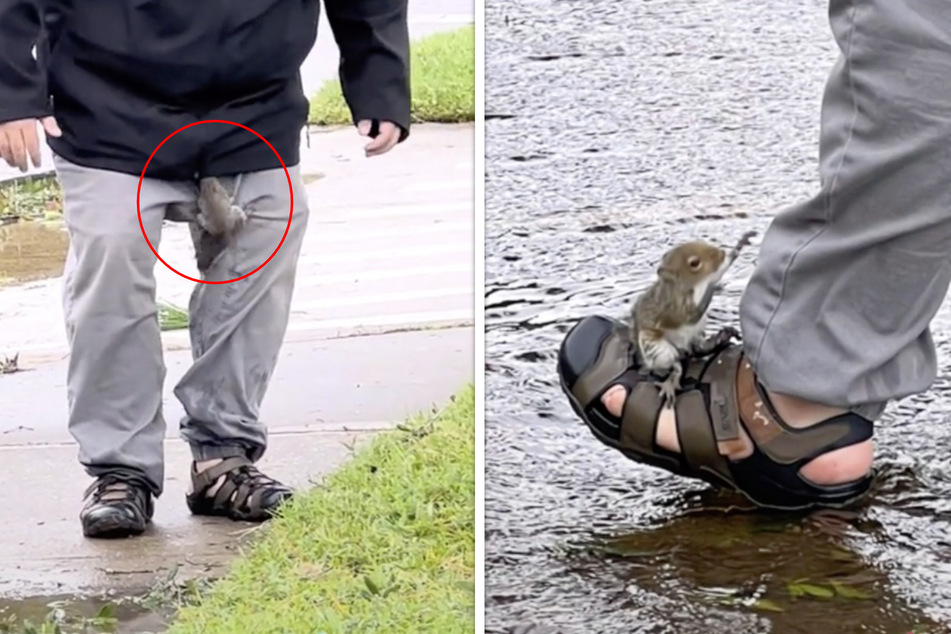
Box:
[688,256,701,269]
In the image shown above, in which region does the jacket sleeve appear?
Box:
[323,0,411,143]
[0,0,52,124]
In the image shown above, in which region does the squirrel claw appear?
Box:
[657,377,678,410]
[704,326,740,353]
[717,325,741,343]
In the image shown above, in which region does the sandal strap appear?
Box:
[619,380,663,450]
[571,329,631,409]
[733,354,868,465]
[191,455,252,492]
[697,345,747,451]
[675,390,734,488]
[193,457,288,516]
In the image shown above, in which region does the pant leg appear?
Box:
[739,0,951,420]
[56,155,196,496]
[175,164,310,462]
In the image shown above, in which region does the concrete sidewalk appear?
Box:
[0,126,474,599]
[0,123,475,362]
[0,326,473,598]
[0,1,475,597]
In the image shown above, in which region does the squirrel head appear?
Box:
[655,240,726,288]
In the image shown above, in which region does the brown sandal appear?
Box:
[186,456,294,522]
[557,314,877,511]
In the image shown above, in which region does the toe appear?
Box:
[601,385,628,417]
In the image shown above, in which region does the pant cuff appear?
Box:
[849,402,888,423]
[85,465,161,497]
[189,444,251,462]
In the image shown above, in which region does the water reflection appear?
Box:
[484,0,951,631]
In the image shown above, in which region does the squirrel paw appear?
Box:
[228,205,248,231]
[699,326,740,355]
[657,376,678,410]
[715,325,741,344]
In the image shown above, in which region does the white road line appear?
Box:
[299,242,472,265]
[316,200,472,221]
[6,308,475,358]
[297,262,473,285]
[313,220,472,244]
[284,309,474,333]
[401,178,474,193]
[290,286,472,310]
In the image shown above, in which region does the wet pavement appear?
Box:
[0,326,473,601]
[484,1,951,633]
[0,117,475,606]
[0,123,474,361]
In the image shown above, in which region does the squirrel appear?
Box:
[167,175,248,272]
[194,176,247,236]
[629,230,757,408]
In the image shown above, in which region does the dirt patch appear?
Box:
[0,221,69,288]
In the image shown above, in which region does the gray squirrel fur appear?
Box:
[167,175,248,272]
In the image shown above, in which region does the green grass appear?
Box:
[0,175,63,223]
[167,384,476,634]
[309,25,475,125]
[157,301,189,331]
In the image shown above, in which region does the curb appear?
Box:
[6,318,474,368]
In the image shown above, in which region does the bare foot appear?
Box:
[600,385,873,486]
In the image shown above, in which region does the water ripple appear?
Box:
[485,0,951,632]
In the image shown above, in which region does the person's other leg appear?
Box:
[57,155,195,537]
[174,164,310,521]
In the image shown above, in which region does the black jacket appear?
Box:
[0,0,411,180]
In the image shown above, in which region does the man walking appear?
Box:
[0,0,410,538]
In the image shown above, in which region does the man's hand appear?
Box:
[357,119,401,157]
[0,117,62,172]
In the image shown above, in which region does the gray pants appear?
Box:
[55,155,310,496]
[740,0,951,421]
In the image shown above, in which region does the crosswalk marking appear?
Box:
[313,220,471,244]
[298,243,471,265]
[317,200,471,221]
[284,309,473,333]
[0,125,474,356]
[291,286,472,311]
[401,178,473,193]
[314,262,472,284]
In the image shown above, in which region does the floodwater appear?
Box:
[0,221,69,287]
[484,1,951,633]
[0,593,173,634]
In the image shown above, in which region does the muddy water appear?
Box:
[484,1,951,633]
[0,594,173,634]
[0,221,69,287]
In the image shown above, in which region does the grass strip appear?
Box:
[168,384,476,634]
[309,26,475,125]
